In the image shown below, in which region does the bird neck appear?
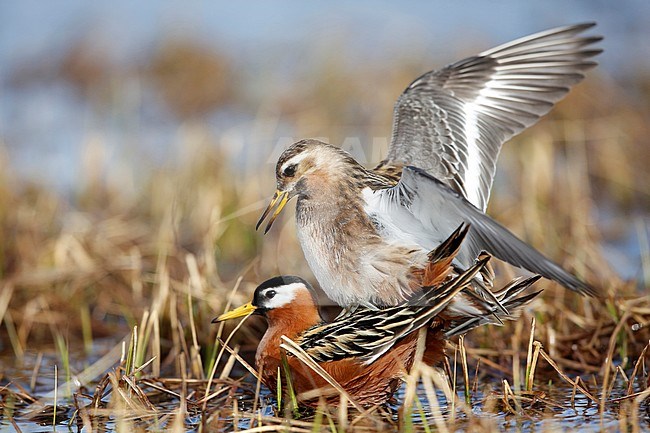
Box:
[263,289,323,345]
[265,304,322,331]
[256,295,323,376]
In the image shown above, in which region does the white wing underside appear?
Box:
[364,167,595,295]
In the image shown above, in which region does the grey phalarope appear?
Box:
[257,23,600,308]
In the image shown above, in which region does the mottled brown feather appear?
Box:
[260,325,420,407]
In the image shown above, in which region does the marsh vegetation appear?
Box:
[1,20,649,432]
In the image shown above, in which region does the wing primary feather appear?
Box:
[381,22,601,210]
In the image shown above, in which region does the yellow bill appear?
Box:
[212,302,257,322]
[256,189,290,234]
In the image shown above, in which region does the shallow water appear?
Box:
[1,347,646,432]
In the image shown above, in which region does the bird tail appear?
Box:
[421,223,510,315]
[420,223,470,287]
[409,254,491,329]
[443,275,542,338]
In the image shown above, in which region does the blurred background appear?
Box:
[1,4,649,429]
[0,1,648,312]
[2,1,650,182]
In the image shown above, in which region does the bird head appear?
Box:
[212,276,321,324]
[256,139,358,233]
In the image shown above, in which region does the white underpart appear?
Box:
[297,228,340,301]
[262,283,302,309]
[297,217,391,308]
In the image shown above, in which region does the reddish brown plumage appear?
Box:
[251,289,416,406]
[407,269,453,368]
[257,311,421,406]
[408,224,468,367]
[409,246,457,290]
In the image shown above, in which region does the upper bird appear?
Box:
[257,23,601,307]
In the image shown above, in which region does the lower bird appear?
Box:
[215,228,540,407]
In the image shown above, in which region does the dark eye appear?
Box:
[265,290,276,299]
[282,164,296,177]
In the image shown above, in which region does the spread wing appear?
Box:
[380,23,601,211]
[367,166,597,296]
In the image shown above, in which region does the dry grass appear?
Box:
[0,37,649,432]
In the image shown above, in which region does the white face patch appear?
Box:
[260,282,304,309]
